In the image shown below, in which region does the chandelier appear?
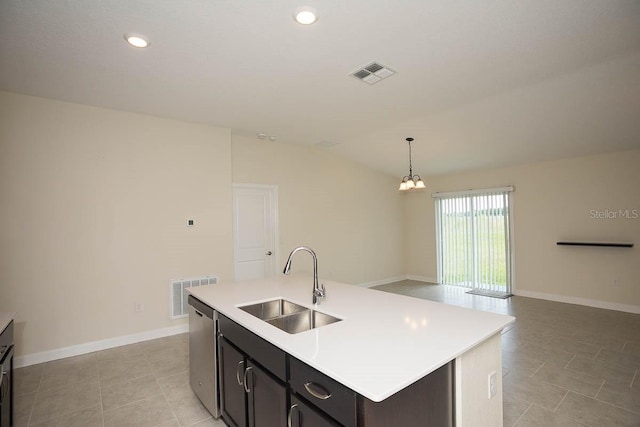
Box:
[399,137,425,191]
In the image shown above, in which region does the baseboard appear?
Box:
[513,290,640,315]
[15,323,189,368]
[354,275,439,288]
[405,275,438,284]
[354,276,408,288]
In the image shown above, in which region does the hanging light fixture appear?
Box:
[399,137,425,191]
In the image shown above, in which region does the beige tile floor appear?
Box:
[14,333,225,427]
[14,280,640,426]
[374,280,640,427]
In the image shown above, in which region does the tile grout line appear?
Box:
[32,364,49,425]
[572,387,640,415]
[98,360,106,427]
[587,345,604,360]
[593,379,605,400]
[156,365,181,426]
[511,402,533,427]
[529,360,545,378]
[593,347,603,361]
[552,390,569,412]
[563,354,577,369]
[25,366,45,427]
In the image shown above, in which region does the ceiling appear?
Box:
[1,0,639,177]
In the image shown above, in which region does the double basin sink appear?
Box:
[238,298,341,334]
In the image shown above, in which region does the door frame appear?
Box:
[232,183,280,280]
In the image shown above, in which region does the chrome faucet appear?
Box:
[283,246,326,304]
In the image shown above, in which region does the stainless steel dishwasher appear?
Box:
[188,295,220,418]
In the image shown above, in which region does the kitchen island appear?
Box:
[0,312,15,427]
[188,275,514,426]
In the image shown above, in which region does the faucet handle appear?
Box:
[313,283,326,305]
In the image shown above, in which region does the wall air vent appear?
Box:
[170,275,218,319]
[350,61,396,85]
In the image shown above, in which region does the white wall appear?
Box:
[1,89,636,362]
[232,135,405,286]
[0,92,406,360]
[405,150,640,311]
[0,91,234,358]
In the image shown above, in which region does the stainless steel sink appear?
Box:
[238,298,307,321]
[266,309,341,334]
[238,298,342,334]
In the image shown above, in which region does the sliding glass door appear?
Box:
[435,188,513,296]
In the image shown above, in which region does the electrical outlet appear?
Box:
[135,302,144,313]
[488,371,497,399]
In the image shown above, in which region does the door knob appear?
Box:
[266,251,273,256]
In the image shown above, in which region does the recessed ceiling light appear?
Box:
[293,6,318,25]
[124,33,150,48]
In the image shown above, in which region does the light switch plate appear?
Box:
[488,371,497,398]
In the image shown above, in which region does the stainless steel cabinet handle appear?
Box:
[243,366,253,393]
[304,382,332,400]
[266,251,273,256]
[287,403,298,427]
[236,360,245,386]
[0,370,6,404]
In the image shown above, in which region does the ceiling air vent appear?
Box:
[365,63,384,73]
[350,61,396,85]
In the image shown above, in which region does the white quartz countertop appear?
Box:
[0,312,15,334]
[188,275,514,402]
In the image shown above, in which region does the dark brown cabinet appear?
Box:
[289,395,340,427]
[218,313,453,427]
[246,361,286,427]
[218,314,287,427]
[219,338,247,427]
[290,356,356,427]
[0,320,14,427]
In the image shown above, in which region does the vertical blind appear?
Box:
[434,187,513,295]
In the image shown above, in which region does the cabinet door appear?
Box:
[289,395,340,427]
[246,361,286,427]
[0,322,13,427]
[290,357,356,427]
[0,352,12,427]
[219,338,247,427]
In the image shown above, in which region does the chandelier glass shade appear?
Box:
[399,137,425,191]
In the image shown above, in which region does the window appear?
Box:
[434,187,514,297]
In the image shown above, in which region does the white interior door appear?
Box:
[233,184,278,281]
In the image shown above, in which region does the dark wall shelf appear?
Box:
[556,242,634,248]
